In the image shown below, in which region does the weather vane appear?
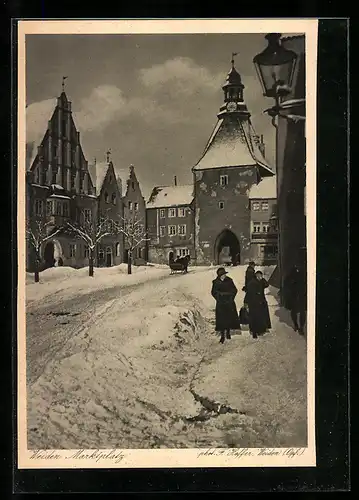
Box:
[106,149,112,163]
[231,52,238,68]
[62,76,68,92]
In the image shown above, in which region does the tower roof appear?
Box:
[223,66,243,88]
[193,116,273,175]
[147,185,194,209]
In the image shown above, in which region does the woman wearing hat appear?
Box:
[211,267,241,344]
[245,270,271,338]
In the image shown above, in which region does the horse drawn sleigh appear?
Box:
[168,254,190,274]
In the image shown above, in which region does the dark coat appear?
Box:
[211,276,241,332]
[243,265,256,302]
[246,277,271,334]
[284,267,307,312]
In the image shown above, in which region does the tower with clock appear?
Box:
[191,54,276,266]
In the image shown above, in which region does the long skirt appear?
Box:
[215,300,241,332]
[248,300,271,335]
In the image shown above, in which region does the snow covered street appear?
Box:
[26,264,307,449]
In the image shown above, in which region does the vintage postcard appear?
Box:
[17,19,318,469]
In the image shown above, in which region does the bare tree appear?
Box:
[66,210,114,277]
[26,218,62,283]
[115,214,149,275]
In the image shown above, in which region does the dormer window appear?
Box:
[128,201,133,210]
[104,191,109,203]
[111,193,116,205]
[220,175,228,186]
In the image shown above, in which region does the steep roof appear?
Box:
[249,176,277,199]
[147,184,194,209]
[26,97,58,169]
[193,116,273,176]
[88,161,109,194]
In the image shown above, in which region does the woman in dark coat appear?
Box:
[243,261,256,303]
[211,267,241,344]
[246,270,271,338]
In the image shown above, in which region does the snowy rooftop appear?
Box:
[88,162,109,194]
[147,185,194,208]
[193,117,273,175]
[249,176,277,199]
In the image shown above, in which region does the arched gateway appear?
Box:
[214,229,240,266]
[43,239,63,269]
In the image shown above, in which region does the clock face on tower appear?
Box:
[226,101,237,112]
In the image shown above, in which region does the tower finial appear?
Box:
[231,52,238,68]
[106,149,111,163]
[62,76,68,92]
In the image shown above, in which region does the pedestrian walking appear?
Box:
[211,267,241,344]
[284,263,307,335]
[243,261,256,303]
[246,270,271,339]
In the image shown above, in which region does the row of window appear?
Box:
[128,201,139,211]
[252,222,277,233]
[68,243,122,259]
[33,166,93,195]
[159,207,187,218]
[217,201,270,211]
[35,199,70,217]
[259,245,278,258]
[104,192,117,205]
[160,224,187,237]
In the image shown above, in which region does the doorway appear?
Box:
[214,229,240,265]
[106,247,113,267]
[44,242,55,269]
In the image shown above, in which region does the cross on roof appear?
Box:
[106,149,111,163]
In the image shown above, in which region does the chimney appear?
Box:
[259,134,265,158]
[174,175,177,186]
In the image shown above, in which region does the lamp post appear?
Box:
[253,33,305,305]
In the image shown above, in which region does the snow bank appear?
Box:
[25,264,170,306]
[27,302,207,449]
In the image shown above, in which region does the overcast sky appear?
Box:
[26,33,282,199]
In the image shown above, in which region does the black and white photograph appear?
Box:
[17,19,318,469]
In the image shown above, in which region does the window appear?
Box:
[63,203,69,217]
[46,200,52,215]
[56,201,62,216]
[111,193,116,205]
[168,225,177,236]
[104,191,109,203]
[262,223,270,233]
[115,242,121,257]
[98,249,105,260]
[168,208,176,218]
[128,201,133,210]
[131,181,135,189]
[84,208,91,222]
[177,248,190,257]
[178,208,186,217]
[84,246,90,258]
[253,222,261,233]
[159,226,166,237]
[159,209,165,218]
[35,199,44,216]
[178,224,186,236]
[69,244,76,258]
[261,201,269,211]
[218,201,225,210]
[134,202,139,211]
[252,201,260,211]
[261,245,278,258]
[54,145,58,158]
[220,174,229,186]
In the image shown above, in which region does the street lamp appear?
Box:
[253,33,305,122]
[253,33,305,305]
